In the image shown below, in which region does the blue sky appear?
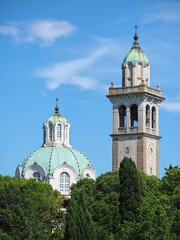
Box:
[0,0,180,178]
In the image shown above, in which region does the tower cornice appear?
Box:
[106,84,165,102]
[110,132,162,140]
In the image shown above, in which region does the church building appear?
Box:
[15,100,96,196]
[107,28,165,177]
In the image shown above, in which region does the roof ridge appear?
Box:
[65,147,81,176]
[48,147,54,176]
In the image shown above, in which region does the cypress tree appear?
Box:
[79,191,97,240]
[64,190,96,240]
[64,194,81,240]
[119,157,142,223]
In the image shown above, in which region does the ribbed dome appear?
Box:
[123,48,149,66]
[123,33,149,66]
[19,147,94,178]
[46,113,68,125]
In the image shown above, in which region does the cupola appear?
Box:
[122,27,150,87]
[43,98,71,148]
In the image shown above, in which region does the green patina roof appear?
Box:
[123,48,149,66]
[123,33,149,66]
[45,113,68,125]
[19,147,94,177]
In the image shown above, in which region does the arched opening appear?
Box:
[49,124,53,141]
[128,62,133,78]
[146,105,150,127]
[130,104,138,127]
[127,62,133,86]
[137,63,142,81]
[57,124,61,139]
[85,173,90,178]
[119,105,126,127]
[33,172,40,181]
[60,172,70,193]
[152,107,156,129]
[43,128,46,143]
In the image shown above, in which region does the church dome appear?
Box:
[16,99,96,196]
[18,146,94,178]
[123,48,149,66]
[46,114,68,125]
[122,33,149,66]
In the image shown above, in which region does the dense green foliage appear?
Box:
[1,158,179,240]
[66,159,180,240]
[0,176,65,240]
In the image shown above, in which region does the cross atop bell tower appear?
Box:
[107,30,165,177]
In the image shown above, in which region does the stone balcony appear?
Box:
[108,82,163,97]
[116,126,157,135]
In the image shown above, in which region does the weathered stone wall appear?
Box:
[112,138,119,171]
[156,140,159,178]
[137,136,146,172]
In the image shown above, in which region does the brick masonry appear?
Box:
[112,138,119,171]
[156,140,159,178]
[137,136,146,173]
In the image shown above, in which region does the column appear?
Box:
[138,102,145,132]
[125,67,128,87]
[126,107,130,133]
[113,107,119,134]
[156,107,159,135]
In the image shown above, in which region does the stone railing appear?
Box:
[118,127,126,133]
[109,84,163,97]
[130,127,138,133]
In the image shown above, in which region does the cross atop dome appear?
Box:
[55,97,59,114]
[134,24,139,34]
[133,24,139,44]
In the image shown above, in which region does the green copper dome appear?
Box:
[123,33,149,66]
[46,113,68,125]
[45,99,68,126]
[19,147,94,178]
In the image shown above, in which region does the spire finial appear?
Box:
[133,24,139,41]
[131,24,140,49]
[134,24,139,34]
[55,97,59,114]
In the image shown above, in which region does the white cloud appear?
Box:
[0,19,77,46]
[36,47,109,90]
[0,25,18,36]
[161,102,180,113]
[144,2,180,24]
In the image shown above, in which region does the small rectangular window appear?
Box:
[126,147,129,154]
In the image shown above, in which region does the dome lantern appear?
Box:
[122,26,150,87]
[43,99,71,148]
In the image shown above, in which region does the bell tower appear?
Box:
[107,28,165,177]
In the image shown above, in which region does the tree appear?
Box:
[0,176,65,240]
[0,229,12,240]
[64,190,96,240]
[119,157,142,223]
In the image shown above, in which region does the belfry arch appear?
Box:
[146,105,150,127]
[130,104,138,127]
[119,105,126,127]
[152,106,156,129]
